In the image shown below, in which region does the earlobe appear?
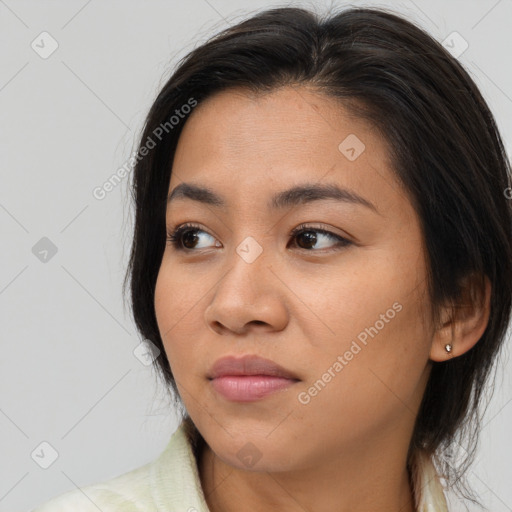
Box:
[429,274,491,362]
[429,319,459,362]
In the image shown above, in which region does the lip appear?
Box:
[208,355,300,402]
[208,354,299,379]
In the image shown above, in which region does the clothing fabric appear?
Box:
[30,421,210,512]
[31,420,448,511]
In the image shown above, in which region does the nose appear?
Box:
[204,245,289,336]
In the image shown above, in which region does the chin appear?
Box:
[201,420,302,472]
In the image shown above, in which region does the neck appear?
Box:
[198,437,416,512]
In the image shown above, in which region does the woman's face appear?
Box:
[154,85,434,472]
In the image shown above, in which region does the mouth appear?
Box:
[207,354,300,402]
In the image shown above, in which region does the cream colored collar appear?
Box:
[410,449,449,511]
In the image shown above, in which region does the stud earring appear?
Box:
[445,343,453,354]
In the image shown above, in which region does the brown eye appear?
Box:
[166,223,219,251]
[289,224,352,252]
[166,222,352,253]
[181,230,200,249]
[295,230,318,249]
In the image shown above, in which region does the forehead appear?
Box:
[168,86,401,214]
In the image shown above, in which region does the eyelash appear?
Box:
[166,222,352,253]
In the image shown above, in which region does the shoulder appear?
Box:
[29,422,209,512]
[29,460,153,511]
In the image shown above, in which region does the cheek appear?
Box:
[154,263,207,378]
[288,240,428,348]
[289,298,431,456]
[290,242,431,409]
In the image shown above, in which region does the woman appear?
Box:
[32,5,512,512]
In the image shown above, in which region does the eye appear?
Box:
[288,223,352,252]
[166,223,220,251]
[166,222,352,252]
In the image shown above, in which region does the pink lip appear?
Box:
[208,355,300,402]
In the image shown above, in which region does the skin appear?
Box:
[154,85,490,512]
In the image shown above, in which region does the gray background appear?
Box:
[1,1,511,511]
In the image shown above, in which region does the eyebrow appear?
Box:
[167,182,379,214]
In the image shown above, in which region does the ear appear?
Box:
[429,274,491,362]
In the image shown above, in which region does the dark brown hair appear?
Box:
[123,5,512,501]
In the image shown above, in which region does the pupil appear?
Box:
[183,231,198,248]
[299,231,316,249]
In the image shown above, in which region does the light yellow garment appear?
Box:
[31,420,448,511]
